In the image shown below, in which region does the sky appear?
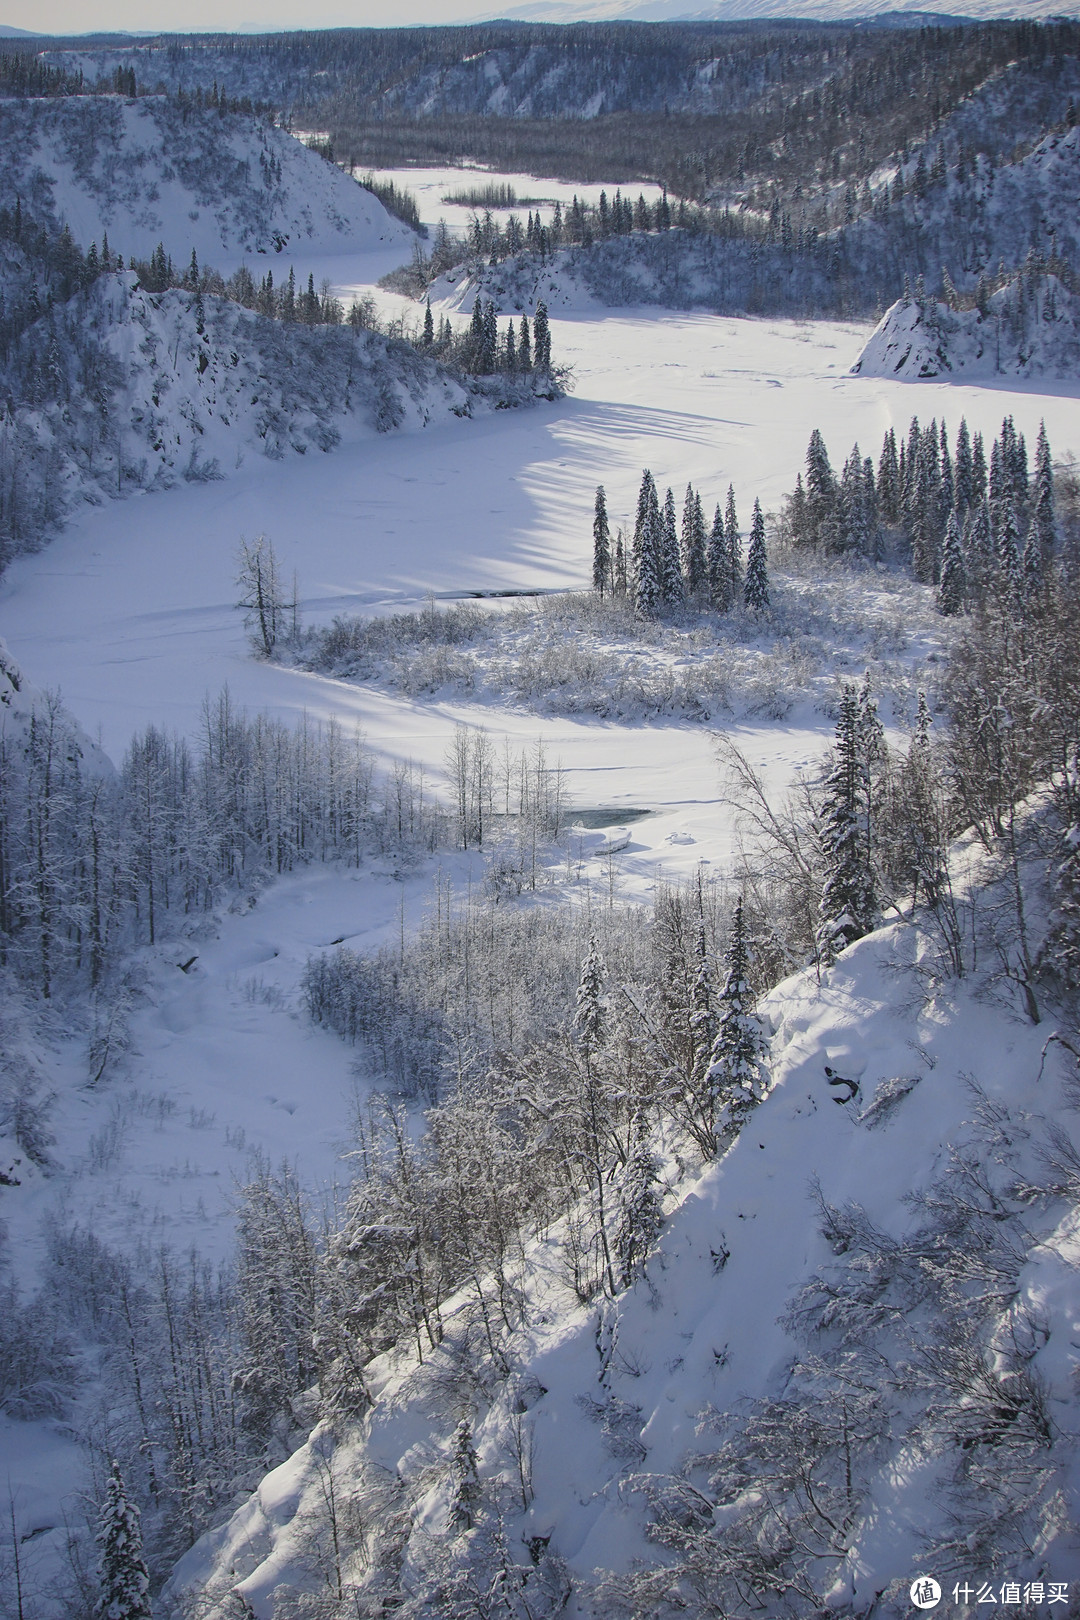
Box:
[1,0,490,32]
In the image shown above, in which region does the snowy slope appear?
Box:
[166,897,1080,1617]
[852,274,1080,380]
[428,123,1080,324]
[2,270,559,555]
[0,95,414,267]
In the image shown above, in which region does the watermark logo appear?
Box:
[911,1579,943,1609]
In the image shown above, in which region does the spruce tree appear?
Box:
[96,1461,152,1620]
[574,938,606,1055]
[469,297,484,365]
[995,500,1024,602]
[954,417,974,515]
[937,509,966,615]
[1031,420,1056,569]
[448,1420,483,1532]
[805,429,836,549]
[744,499,769,611]
[707,502,729,610]
[481,301,498,373]
[972,430,987,505]
[817,682,877,963]
[615,1126,663,1287]
[613,531,627,597]
[1022,514,1045,605]
[660,487,684,606]
[533,300,551,370]
[592,485,611,597]
[422,298,434,347]
[724,484,742,602]
[681,484,707,600]
[705,897,768,1146]
[632,471,662,618]
[877,427,900,526]
[964,498,993,601]
[518,313,531,370]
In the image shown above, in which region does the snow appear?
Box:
[0,96,415,270]
[854,279,1080,383]
[3,157,1080,1614]
[166,902,1080,1615]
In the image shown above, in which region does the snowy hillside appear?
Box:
[428,229,841,317]
[0,271,561,564]
[0,95,413,266]
[852,272,1080,379]
[167,890,1080,1617]
[427,122,1080,325]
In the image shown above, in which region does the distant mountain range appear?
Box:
[481,0,1076,21]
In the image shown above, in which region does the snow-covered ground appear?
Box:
[2,164,1080,1608]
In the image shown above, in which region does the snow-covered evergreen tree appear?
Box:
[804,429,836,549]
[704,897,769,1145]
[964,497,994,601]
[615,1127,663,1288]
[707,502,729,611]
[660,486,684,607]
[592,485,611,597]
[632,470,662,618]
[574,937,606,1056]
[448,1420,483,1533]
[680,484,707,601]
[533,300,551,370]
[744,499,769,612]
[937,509,966,616]
[995,500,1024,603]
[1031,419,1057,569]
[96,1460,152,1620]
[724,484,741,603]
[817,681,878,963]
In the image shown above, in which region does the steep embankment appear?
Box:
[167,901,1080,1617]
[852,273,1080,380]
[0,94,413,264]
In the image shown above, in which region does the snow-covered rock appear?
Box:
[0,95,414,266]
[852,273,1080,381]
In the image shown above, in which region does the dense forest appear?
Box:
[37,19,1080,201]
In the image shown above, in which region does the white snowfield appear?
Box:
[166,904,1080,1616]
[0,95,414,269]
[853,278,1080,382]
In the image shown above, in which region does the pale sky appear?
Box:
[3,0,491,33]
